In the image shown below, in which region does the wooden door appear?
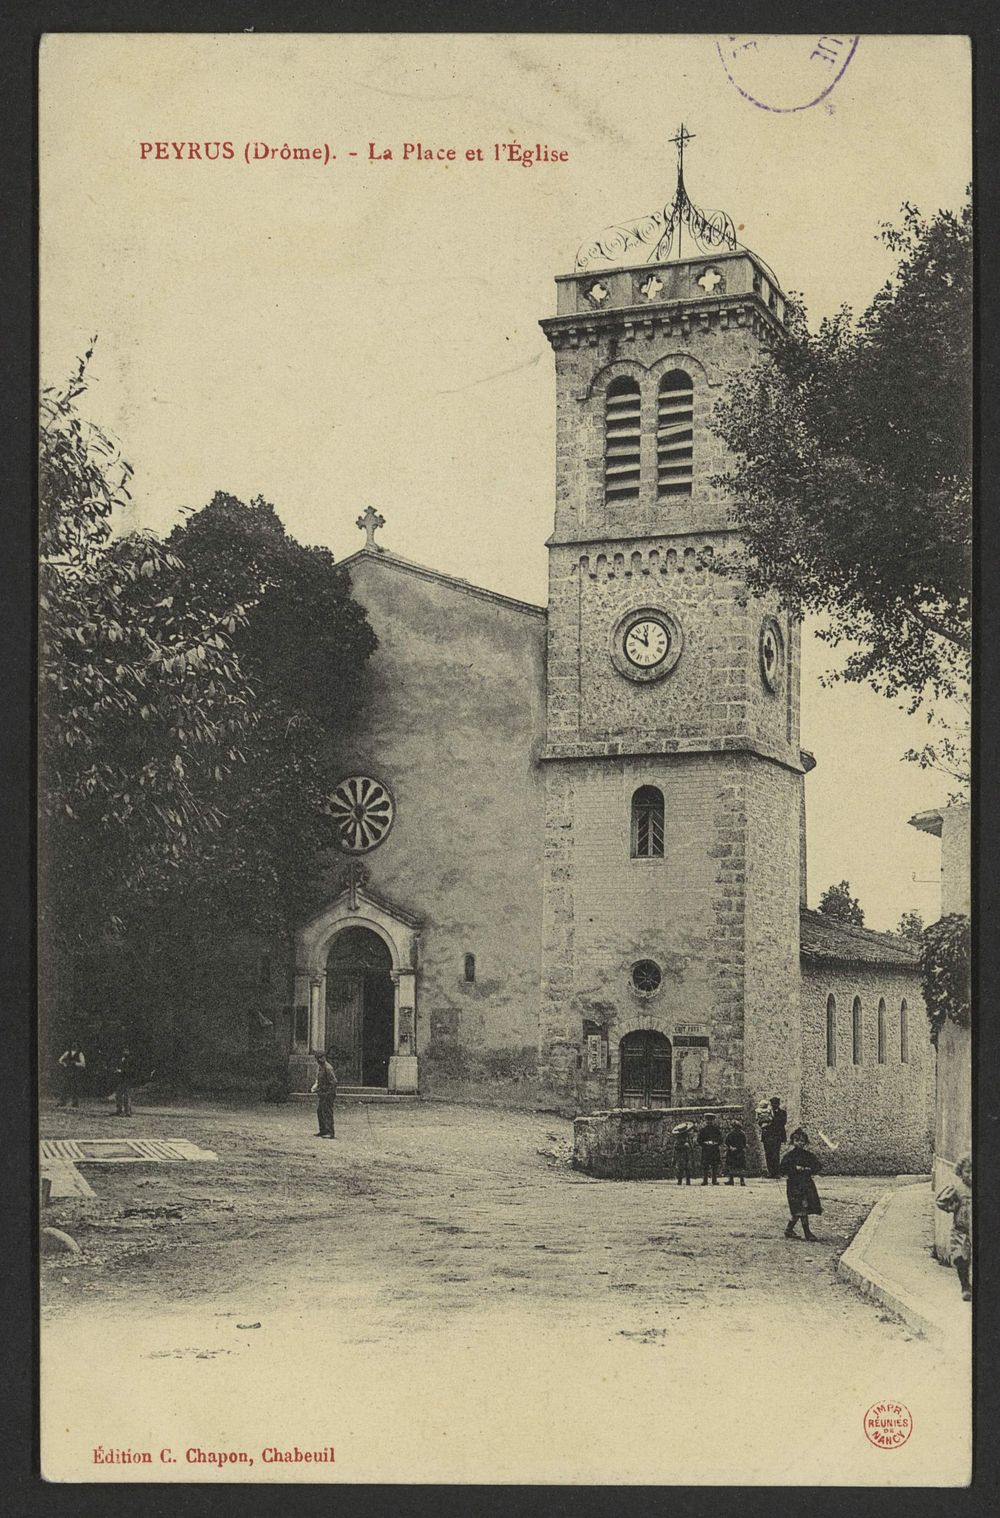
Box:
[618,1031,672,1108]
[326,972,363,1084]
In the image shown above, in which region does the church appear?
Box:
[277,141,933,1174]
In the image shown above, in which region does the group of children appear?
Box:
[672,1114,974,1296]
[671,1114,825,1243]
[672,1116,748,1187]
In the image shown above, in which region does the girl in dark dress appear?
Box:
[779,1127,823,1240]
[724,1121,747,1185]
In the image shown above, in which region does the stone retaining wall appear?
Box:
[573,1104,744,1180]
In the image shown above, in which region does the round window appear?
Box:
[631,960,662,995]
[328,775,395,853]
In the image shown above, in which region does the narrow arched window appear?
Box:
[605,377,641,502]
[826,994,837,1068]
[852,996,863,1065]
[877,998,887,1064]
[631,786,664,859]
[657,370,694,497]
[464,953,476,984]
[900,999,909,1064]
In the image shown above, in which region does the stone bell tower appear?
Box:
[538,129,804,1125]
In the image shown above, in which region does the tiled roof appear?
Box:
[799,908,919,970]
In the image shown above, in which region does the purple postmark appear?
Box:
[717,35,860,114]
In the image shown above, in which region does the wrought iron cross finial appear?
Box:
[669,122,696,181]
[669,124,696,257]
[575,122,736,272]
[356,505,386,551]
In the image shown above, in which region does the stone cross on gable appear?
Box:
[357,505,386,551]
[342,859,368,911]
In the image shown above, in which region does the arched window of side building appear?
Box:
[657,370,694,497]
[605,376,641,502]
[631,785,665,858]
[826,994,837,1067]
[852,996,863,1065]
[900,999,910,1063]
[877,997,887,1063]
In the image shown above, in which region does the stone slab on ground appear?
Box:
[41,1137,218,1164]
[837,1179,972,1348]
[41,1157,96,1199]
[40,1137,218,1199]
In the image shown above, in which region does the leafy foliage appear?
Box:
[39,358,255,944]
[711,195,971,780]
[817,880,865,927]
[40,364,377,1083]
[161,493,378,932]
[920,913,971,1045]
[896,909,926,943]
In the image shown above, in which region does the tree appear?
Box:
[896,908,925,943]
[817,881,865,927]
[711,194,971,784]
[39,367,377,1085]
[161,492,378,934]
[920,913,971,1045]
[39,356,256,948]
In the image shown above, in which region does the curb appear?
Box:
[836,1187,942,1344]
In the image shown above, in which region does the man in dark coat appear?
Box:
[779,1127,823,1240]
[113,1049,134,1116]
[57,1045,86,1108]
[313,1052,337,1138]
[761,1095,788,1178]
[697,1115,723,1185]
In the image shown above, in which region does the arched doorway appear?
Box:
[619,1030,672,1108]
[325,927,395,1087]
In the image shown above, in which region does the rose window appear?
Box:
[329,776,395,853]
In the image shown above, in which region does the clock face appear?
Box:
[624,618,670,669]
[610,606,683,682]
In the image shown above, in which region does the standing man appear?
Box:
[761,1095,788,1179]
[113,1049,134,1117]
[697,1113,723,1186]
[57,1044,86,1108]
[313,1052,337,1139]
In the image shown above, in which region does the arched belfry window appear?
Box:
[852,996,863,1065]
[877,998,887,1064]
[631,786,664,859]
[826,994,837,1068]
[657,370,694,497]
[604,376,641,502]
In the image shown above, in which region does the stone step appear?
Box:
[291,1087,421,1102]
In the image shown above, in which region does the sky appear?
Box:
[39,32,971,929]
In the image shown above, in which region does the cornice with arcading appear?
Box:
[538,292,785,351]
[541,736,807,775]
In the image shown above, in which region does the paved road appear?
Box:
[40,1101,970,1485]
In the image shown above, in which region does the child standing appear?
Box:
[672,1122,694,1186]
[724,1120,747,1186]
[935,1154,972,1301]
[779,1127,823,1240]
[697,1114,723,1185]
